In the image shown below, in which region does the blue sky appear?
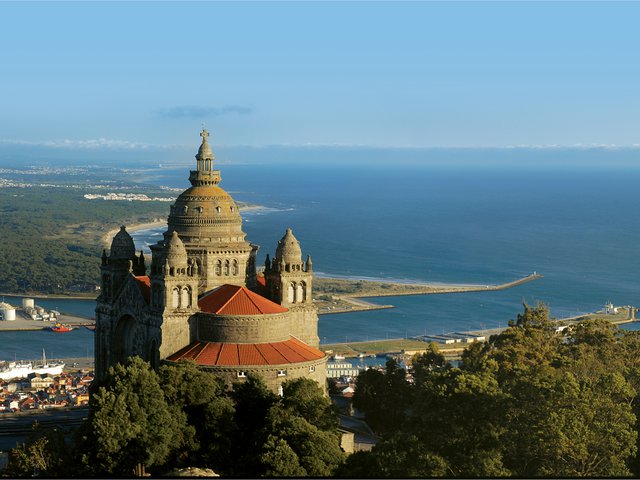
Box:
[1,1,639,151]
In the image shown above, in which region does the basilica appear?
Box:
[95,130,327,393]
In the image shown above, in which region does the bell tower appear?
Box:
[95,226,153,380]
[149,231,199,359]
[265,228,318,346]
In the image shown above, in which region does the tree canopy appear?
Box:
[342,304,640,478]
[5,360,343,478]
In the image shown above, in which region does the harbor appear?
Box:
[0,314,93,332]
[0,296,94,332]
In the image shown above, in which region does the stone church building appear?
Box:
[95,130,327,393]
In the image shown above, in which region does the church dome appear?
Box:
[166,130,247,244]
[275,228,302,264]
[110,226,135,260]
[167,184,245,241]
[165,230,188,268]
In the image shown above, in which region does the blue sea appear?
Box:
[4,154,640,359]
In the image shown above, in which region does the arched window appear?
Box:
[224,260,230,276]
[181,287,190,308]
[288,283,295,303]
[172,288,179,308]
[232,259,239,276]
[298,282,306,302]
[215,260,222,276]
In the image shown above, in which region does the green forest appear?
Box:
[3,359,344,478]
[344,305,640,477]
[6,305,640,478]
[0,185,168,294]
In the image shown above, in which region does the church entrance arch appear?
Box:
[113,315,139,366]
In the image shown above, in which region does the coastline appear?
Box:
[101,219,166,247]
[2,273,543,318]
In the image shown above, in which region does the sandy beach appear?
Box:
[100,204,265,247]
[101,219,166,247]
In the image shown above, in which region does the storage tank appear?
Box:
[22,298,35,309]
[36,306,45,314]
[1,307,16,321]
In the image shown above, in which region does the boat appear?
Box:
[49,322,73,333]
[85,325,96,331]
[0,350,64,380]
[32,349,64,376]
[0,361,33,381]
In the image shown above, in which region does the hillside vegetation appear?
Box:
[0,185,168,294]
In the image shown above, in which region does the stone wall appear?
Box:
[288,307,320,348]
[196,312,291,343]
[197,356,328,394]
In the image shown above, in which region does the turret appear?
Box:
[188,129,221,187]
[264,228,318,346]
[266,228,313,306]
[100,226,137,301]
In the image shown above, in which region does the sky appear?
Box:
[1,1,640,154]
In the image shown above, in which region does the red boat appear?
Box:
[49,323,72,333]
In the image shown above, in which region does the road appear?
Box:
[0,407,89,451]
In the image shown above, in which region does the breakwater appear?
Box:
[316,273,543,315]
[342,273,543,298]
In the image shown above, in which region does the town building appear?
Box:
[95,130,327,393]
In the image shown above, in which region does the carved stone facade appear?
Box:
[95,130,326,394]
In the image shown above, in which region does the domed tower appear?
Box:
[157,129,258,294]
[149,230,199,359]
[95,226,153,380]
[265,228,318,347]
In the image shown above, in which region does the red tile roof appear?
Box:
[254,275,267,296]
[198,284,287,315]
[167,337,325,366]
[134,276,151,304]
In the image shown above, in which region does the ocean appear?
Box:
[134,162,640,342]
[4,154,640,359]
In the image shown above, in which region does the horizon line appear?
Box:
[2,138,640,152]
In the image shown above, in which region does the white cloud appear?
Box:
[0,138,186,150]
